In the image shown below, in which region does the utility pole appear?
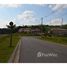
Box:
[41,17,43,25]
[61,18,63,26]
[61,18,63,28]
[41,17,43,33]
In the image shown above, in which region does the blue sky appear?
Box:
[0,4,67,28]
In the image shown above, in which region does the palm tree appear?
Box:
[7,21,15,47]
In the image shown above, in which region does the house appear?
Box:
[18,28,31,33]
[49,28,67,36]
[18,28,24,32]
[18,27,41,35]
[31,28,41,33]
[23,28,31,33]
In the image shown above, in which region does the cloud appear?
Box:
[0,18,16,28]
[48,4,67,12]
[49,18,62,25]
[0,4,22,8]
[36,4,47,7]
[0,20,9,28]
[17,10,39,25]
[17,10,35,20]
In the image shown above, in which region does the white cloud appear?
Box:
[48,4,67,11]
[0,4,22,8]
[17,10,35,20]
[36,4,46,7]
[49,18,62,25]
[0,20,9,28]
[0,18,16,28]
[17,10,39,25]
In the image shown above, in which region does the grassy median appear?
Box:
[0,33,20,62]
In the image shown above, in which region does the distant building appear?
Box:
[18,28,31,33]
[18,27,41,35]
[18,28,23,32]
[24,28,31,33]
[31,28,41,33]
[50,28,67,36]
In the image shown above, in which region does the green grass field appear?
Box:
[39,36,67,45]
[0,33,20,62]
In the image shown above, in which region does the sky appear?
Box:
[0,4,67,28]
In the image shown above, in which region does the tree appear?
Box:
[62,24,67,29]
[7,21,15,47]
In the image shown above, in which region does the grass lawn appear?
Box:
[39,36,67,45]
[0,33,20,62]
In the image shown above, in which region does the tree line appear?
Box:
[0,24,67,34]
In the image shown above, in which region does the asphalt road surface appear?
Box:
[19,36,67,63]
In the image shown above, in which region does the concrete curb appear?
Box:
[8,39,21,63]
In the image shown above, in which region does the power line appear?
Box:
[44,5,64,18]
[42,5,65,25]
[40,5,67,25]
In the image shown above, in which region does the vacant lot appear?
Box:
[0,33,20,62]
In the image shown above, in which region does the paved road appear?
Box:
[19,36,67,63]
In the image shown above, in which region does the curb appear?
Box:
[8,39,21,63]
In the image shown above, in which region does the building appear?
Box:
[50,28,67,36]
[18,28,31,33]
[31,28,41,33]
[18,27,41,35]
